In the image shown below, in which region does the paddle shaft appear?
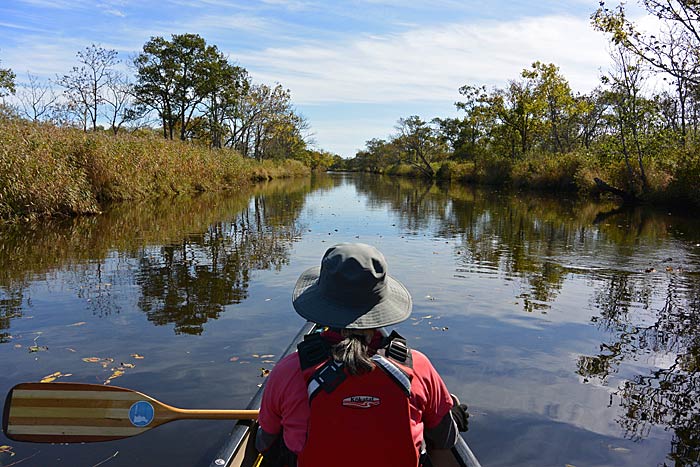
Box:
[164,407,259,420]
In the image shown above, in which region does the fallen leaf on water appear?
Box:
[104,369,125,385]
[262,360,275,364]
[68,322,86,327]
[83,357,101,363]
[40,371,71,383]
[565,464,576,467]
[261,354,274,358]
[0,445,15,457]
[229,356,240,362]
[608,445,630,453]
[28,345,48,352]
[131,354,144,359]
[40,371,62,383]
[120,363,135,369]
[252,354,260,358]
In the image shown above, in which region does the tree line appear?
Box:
[0,34,336,169]
[339,0,700,206]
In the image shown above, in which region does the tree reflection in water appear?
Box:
[579,271,700,466]
[136,192,307,335]
[353,174,700,465]
[0,177,321,337]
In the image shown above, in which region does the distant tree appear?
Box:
[452,84,493,159]
[133,34,228,141]
[576,89,608,150]
[16,73,58,122]
[489,80,544,158]
[394,116,446,177]
[201,56,249,148]
[102,71,134,135]
[522,61,582,153]
[355,138,401,172]
[593,1,700,145]
[231,83,307,160]
[600,47,658,198]
[58,45,119,131]
[0,59,16,98]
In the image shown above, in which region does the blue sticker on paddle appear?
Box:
[129,401,155,427]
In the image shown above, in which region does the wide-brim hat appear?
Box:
[292,243,412,329]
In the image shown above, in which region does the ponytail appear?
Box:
[331,329,375,375]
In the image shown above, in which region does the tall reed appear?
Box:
[0,117,308,220]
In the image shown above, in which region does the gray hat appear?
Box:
[292,243,412,329]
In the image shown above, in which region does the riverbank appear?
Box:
[0,117,309,221]
[349,149,700,209]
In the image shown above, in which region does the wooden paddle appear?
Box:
[2,382,259,443]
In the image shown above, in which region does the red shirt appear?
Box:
[258,339,454,454]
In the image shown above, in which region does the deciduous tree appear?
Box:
[58,45,119,131]
[133,34,228,141]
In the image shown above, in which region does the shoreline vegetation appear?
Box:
[330,2,700,210]
[4,1,700,221]
[0,33,336,222]
[0,116,309,221]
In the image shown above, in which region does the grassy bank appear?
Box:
[0,117,309,220]
[379,148,700,208]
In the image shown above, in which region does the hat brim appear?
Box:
[292,266,412,329]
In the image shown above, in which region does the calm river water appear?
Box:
[1,173,699,467]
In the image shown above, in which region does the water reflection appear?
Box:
[578,266,700,465]
[136,189,309,334]
[0,177,326,337]
[353,174,700,465]
[1,172,699,466]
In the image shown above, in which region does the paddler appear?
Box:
[256,243,469,467]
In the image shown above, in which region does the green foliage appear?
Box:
[134,34,226,140]
[345,49,700,208]
[666,149,700,207]
[511,151,586,190]
[0,60,15,98]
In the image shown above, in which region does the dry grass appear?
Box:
[0,117,309,220]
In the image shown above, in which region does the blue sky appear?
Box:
[1,1,619,157]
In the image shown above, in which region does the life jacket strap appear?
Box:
[379,331,413,369]
[371,354,412,396]
[297,333,331,370]
[306,360,346,402]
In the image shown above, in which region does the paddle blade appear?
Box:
[3,382,165,443]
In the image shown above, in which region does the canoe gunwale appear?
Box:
[207,321,317,467]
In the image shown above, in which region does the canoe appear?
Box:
[207,322,482,467]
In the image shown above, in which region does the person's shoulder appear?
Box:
[409,348,431,364]
[408,348,439,374]
[268,352,302,378]
[277,352,301,369]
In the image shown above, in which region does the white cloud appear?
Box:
[239,14,612,105]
